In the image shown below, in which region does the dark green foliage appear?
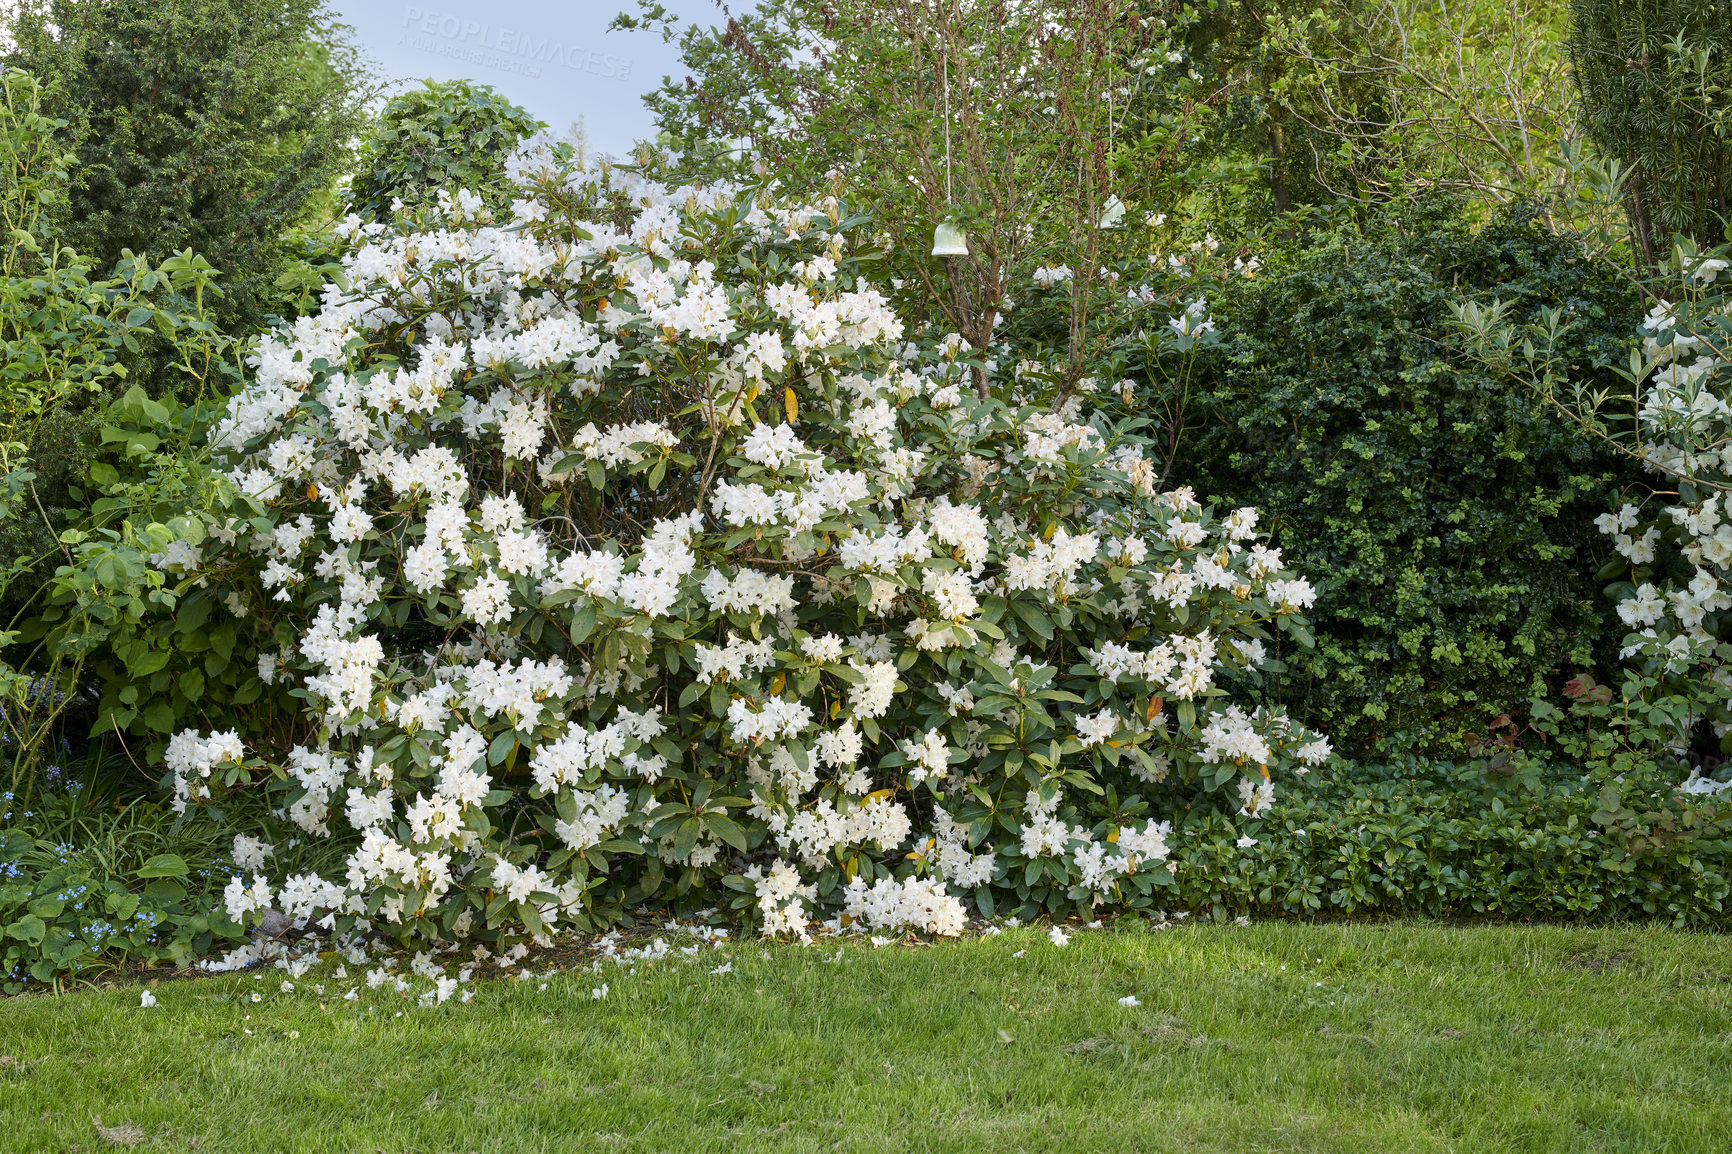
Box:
[345,80,546,222]
[21,386,303,759]
[1175,203,1642,754]
[1169,759,1731,927]
[0,70,246,776]
[0,0,371,628]
[1179,1,1396,217]
[1,0,373,325]
[0,254,227,624]
[0,776,259,992]
[1569,0,1732,266]
[0,827,246,993]
[7,756,1726,991]
[0,754,345,991]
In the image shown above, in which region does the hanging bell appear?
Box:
[931,219,969,257]
[1098,194,1126,229]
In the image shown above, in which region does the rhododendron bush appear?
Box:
[1579,262,1732,787]
[153,147,1329,946]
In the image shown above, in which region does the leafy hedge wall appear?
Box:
[1178,204,1642,754]
[1173,759,1730,926]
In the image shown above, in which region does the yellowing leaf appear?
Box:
[784,386,799,424]
[769,672,786,696]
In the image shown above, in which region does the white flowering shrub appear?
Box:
[157,147,1329,945]
[1587,266,1732,777]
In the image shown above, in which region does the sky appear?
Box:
[326,0,726,157]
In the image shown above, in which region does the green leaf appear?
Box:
[570,603,597,644]
[1010,600,1054,641]
[7,915,46,945]
[673,818,700,862]
[128,648,171,677]
[137,854,189,879]
[94,553,129,591]
[703,813,748,852]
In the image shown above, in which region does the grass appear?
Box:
[0,920,1727,1153]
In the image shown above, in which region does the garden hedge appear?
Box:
[1180,203,1643,754]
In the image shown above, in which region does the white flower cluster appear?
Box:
[164,729,245,813]
[842,875,967,936]
[1596,299,1732,707]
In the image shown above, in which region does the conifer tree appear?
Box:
[1569,0,1732,267]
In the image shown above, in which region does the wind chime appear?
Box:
[930,36,969,257]
[1098,47,1123,230]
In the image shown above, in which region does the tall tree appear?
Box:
[2,0,375,323]
[1569,0,1732,267]
[624,0,1194,396]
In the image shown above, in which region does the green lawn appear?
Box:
[0,921,1726,1153]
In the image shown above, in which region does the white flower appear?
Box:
[462,570,514,626]
[900,729,951,785]
[842,875,966,936]
[1076,709,1118,747]
[740,423,809,470]
[231,834,274,872]
[1266,577,1317,611]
